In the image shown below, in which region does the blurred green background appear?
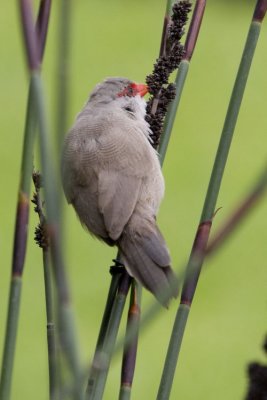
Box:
[1,1,267,399]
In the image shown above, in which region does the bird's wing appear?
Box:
[96,120,154,241]
[98,169,142,241]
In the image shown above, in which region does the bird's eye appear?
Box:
[124,106,133,113]
[123,105,135,119]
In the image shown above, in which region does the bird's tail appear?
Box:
[117,216,178,306]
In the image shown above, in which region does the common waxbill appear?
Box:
[61,77,178,304]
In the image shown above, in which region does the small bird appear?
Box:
[61,77,178,304]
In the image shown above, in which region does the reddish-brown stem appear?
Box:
[35,0,52,62]
[184,0,206,61]
[207,184,266,255]
[253,0,267,22]
[159,15,172,58]
[19,0,39,71]
[12,192,30,277]
[181,220,212,305]
[120,283,140,389]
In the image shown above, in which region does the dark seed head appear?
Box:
[146,0,191,145]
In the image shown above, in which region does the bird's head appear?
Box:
[89,77,148,104]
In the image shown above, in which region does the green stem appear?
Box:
[55,0,72,233]
[86,273,131,400]
[32,171,58,398]
[158,60,189,164]
[56,0,71,154]
[0,1,52,395]
[86,269,122,395]
[0,76,37,400]
[21,80,37,193]
[157,304,189,400]
[0,277,22,400]
[31,71,83,399]
[201,22,261,222]
[166,0,176,16]
[157,18,263,400]
[43,249,58,400]
[95,272,122,353]
[119,386,131,400]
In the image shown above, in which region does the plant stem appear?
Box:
[96,271,123,354]
[32,171,58,399]
[86,267,123,394]
[43,250,58,400]
[31,71,83,399]
[157,13,264,400]
[160,0,175,57]
[158,60,189,164]
[55,0,72,235]
[36,0,51,61]
[166,0,176,18]
[19,1,83,393]
[207,164,267,255]
[56,0,72,154]
[85,272,131,400]
[0,1,52,395]
[184,0,206,62]
[0,277,22,400]
[200,25,261,223]
[119,282,142,400]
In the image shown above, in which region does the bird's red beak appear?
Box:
[131,83,148,97]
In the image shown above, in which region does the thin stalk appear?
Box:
[18,0,82,395]
[157,9,265,400]
[158,60,189,163]
[55,0,72,236]
[43,250,58,400]
[85,272,132,400]
[119,282,142,400]
[31,71,83,400]
[32,172,58,399]
[56,0,72,154]
[207,163,267,255]
[86,267,123,394]
[36,0,51,61]
[0,75,36,400]
[0,1,51,397]
[95,270,123,354]
[0,278,22,400]
[166,0,176,17]
[160,0,175,57]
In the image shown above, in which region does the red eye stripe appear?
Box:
[117,83,148,98]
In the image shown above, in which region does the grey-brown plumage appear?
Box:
[61,77,178,304]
